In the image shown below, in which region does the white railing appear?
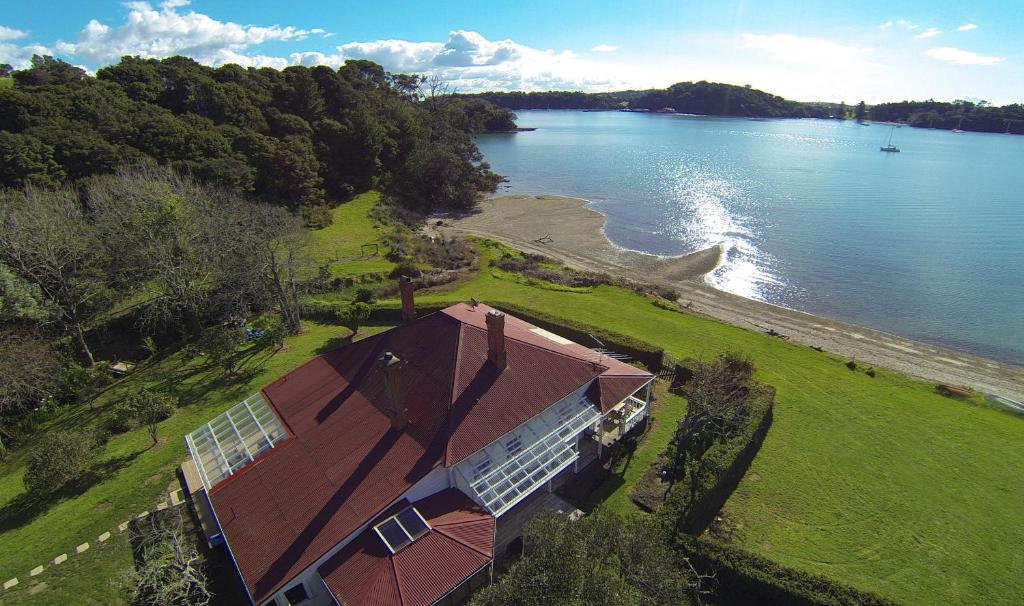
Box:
[620,396,648,435]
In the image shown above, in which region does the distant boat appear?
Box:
[880,126,900,152]
[952,117,965,133]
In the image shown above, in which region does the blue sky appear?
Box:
[2,0,1021,103]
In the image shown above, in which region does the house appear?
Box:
[184,280,654,606]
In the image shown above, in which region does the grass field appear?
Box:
[2,202,1022,604]
[309,191,394,277]
[0,322,355,603]
[413,240,1024,605]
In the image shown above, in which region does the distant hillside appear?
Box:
[462,82,831,118]
[870,100,1024,135]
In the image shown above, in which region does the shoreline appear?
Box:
[436,194,1024,401]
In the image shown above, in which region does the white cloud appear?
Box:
[740,33,875,68]
[915,28,942,39]
[328,30,643,91]
[54,0,330,66]
[0,26,49,68]
[591,44,618,52]
[896,19,919,30]
[0,26,29,42]
[878,21,893,30]
[956,23,978,32]
[925,47,1003,66]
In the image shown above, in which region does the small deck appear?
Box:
[593,396,648,447]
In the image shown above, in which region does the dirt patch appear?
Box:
[92,501,112,514]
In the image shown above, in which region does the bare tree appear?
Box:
[0,187,113,366]
[421,74,457,113]
[0,327,61,414]
[119,509,211,606]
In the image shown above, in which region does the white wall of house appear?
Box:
[451,382,597,516]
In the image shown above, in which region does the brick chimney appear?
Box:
[381,352,407,430]
[399,277,415,323]
[485,310,507,369]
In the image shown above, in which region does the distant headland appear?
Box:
[459,82,1024,135]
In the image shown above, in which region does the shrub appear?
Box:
[657,354,775,534]
[845,360,857,370]
[389,261,422,279]
[198,326,243,376]
[125,389,177,444]
[251,315,288,351]
[354,288,375,303]
[676,535,897,606]
[107,401,137,434]
[301,204,333,229]
[23,429,99,494]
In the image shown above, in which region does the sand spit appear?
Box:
[435,194,1024,401]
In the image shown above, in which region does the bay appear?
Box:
[477,110,1024,365]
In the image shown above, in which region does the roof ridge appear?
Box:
[460,322,610,372]
[443,322,469,466]
[431,523,493,559]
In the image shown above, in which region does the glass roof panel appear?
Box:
[457,394,601,516]
[185,393,288,489]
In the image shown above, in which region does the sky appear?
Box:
[1,0,1021,104]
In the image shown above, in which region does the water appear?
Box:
[477,111,1024,365]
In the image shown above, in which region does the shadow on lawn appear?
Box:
[0,449,145,534]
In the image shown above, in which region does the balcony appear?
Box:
[595,395,648,447]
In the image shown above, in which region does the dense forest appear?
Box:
[869,99,1024,134]
[0,55,517,214]
[463,81,832,118]
[0,55,522,456]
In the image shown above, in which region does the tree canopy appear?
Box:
[0,55,508,212]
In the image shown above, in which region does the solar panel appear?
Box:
[185,393,288,489]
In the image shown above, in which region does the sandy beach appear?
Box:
[436,194,1024,401]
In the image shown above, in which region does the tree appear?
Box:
[0,64,12,79]
[0,187,114,366]
[0,329,62,454]
[119,509,211,606]
[12,55,87,87]
[340,302,371,334]
[125,389,176,444]
[23,429,98,494]
[855,101,867,123]
[0,262,56,323]
[198,326,243,377]
[472,509,707,605]
[0,132,66,189]
[664,353,755,484]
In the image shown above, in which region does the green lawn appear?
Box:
[2,211,1022,604]
[0,322,355,600]
[309,192,394,277]
[411,240,1024,605]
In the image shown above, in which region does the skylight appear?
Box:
[374,507,431,553]
[185,393,288,489]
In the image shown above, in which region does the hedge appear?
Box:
[488,301,668,371]
[660,385,775,534]
[677,535,898,606]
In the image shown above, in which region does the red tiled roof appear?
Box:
[207,303,652,604]
[319,489,494,606]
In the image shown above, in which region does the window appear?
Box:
[374,506,432,553]
[283,582,310,605]
[396,507,429,539]
[504,434,523,457]
[472,455,492,480]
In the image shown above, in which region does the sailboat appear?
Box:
[952,117,965,133]
[880,125,900,152]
